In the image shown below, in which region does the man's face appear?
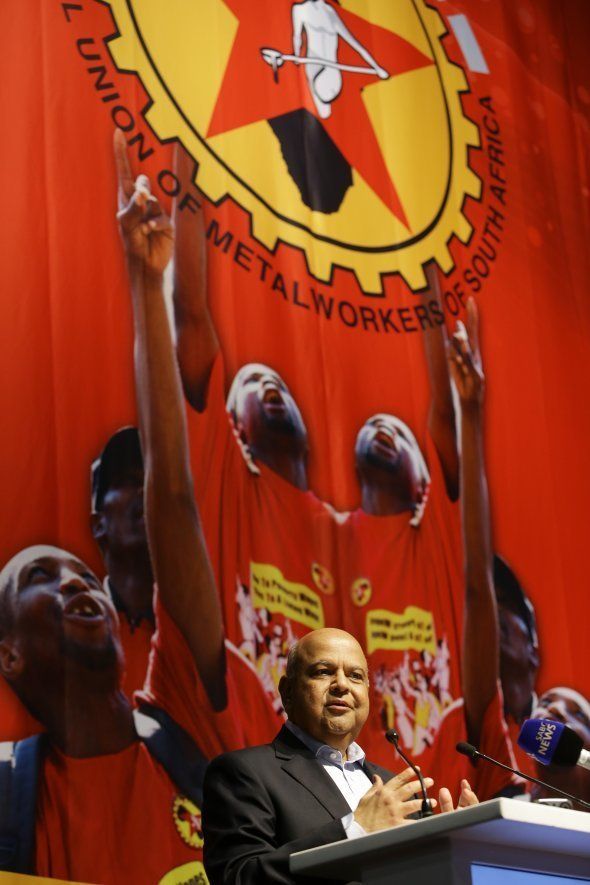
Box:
[281,629,369,749]
[532,687,590,749]
[355,413,424,484]
[96,467,148,555]
[498,604,538,721]
[0,545,122,685]
[228,364,307,452]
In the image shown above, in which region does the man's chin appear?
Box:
[61,635,121,673]
[324,711,354,732]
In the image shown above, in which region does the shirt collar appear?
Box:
[285,720,366,765]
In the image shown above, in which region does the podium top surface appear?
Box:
[290,798,590,877]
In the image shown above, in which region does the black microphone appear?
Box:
[385,729,434,818]
[455,741,590,810]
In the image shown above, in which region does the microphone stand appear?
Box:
[385,729,434,818]
[456,742,590,811]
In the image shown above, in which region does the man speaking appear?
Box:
[202,627,477,884]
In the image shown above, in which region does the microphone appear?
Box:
[455,741,590,810]
[385,729,434,818]
[517,718,590,770]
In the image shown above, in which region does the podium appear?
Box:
[290,798,590,884]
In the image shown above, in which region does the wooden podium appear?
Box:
[290,798,590,884]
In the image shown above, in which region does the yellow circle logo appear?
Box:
[311,562,335,595]
[159,861,209,884]
[172,795,204,849]
[351,577,372,607]
[105,0,479,292]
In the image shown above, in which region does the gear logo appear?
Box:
[311,562,335,595]
[351,577,372,607]
[172,795,204,849]
[104,0,480,292]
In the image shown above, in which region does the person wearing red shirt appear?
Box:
[339,268,458,767]
[344,296,518,799]
[529,687,590,811]
[0,426,155,743]
[0,132,280,883]
[172,152,340,713]
[493,553,540,780]
[90,425,155,701]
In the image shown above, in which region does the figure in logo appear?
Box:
[256,620,295,714]
[260,0,388,213]
[236,580,264,662]
[431,637,452,708]
[262,0,388,119]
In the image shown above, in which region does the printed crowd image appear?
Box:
[1,1,590,883]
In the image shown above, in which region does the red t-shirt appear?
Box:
[412,689,523,799]
[507,714,537,784]
[34,595,282,884]
[188,355,341,712]
[339,436,464,772]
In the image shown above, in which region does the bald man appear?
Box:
[202,627,477,885]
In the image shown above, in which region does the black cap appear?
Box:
[91,427,143,511]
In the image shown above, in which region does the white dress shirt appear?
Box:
[285,720,371,838]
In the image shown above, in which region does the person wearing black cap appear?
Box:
[90,425,155,697]
[0,133,280,883]
[493,554,540,778]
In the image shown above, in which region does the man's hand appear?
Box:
[448,298,484,408]
[113,128,173,275]
[438,779,479,813]
[354,767,437,833]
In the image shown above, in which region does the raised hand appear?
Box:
[448,298,485,408]
[354,767,437,832]
[438,779,478,813]
[113,128,173,275]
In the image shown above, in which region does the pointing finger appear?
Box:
[466,297,481,360]
[113,129,134,204]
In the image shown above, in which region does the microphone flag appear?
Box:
[517,718,583,767]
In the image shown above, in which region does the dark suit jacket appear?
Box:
[202,726,394,885]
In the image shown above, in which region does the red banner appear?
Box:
[1,1,589,882]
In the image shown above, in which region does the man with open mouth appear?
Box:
[0,132,281,884]
[170,148,342,714]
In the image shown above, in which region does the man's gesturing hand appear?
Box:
[354,767,436,833]
[438,779,478,813]
[448,298,484,409]
[113,128,173,275]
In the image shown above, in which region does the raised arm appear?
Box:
[113,130,226,708]
[292,5,303,56]
[423,262,459,501]
[333,11,389,78]
[172,147,219,412]
[448,300,498,746]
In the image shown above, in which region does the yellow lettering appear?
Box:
[366,607,436,655]
[250,563,325,629]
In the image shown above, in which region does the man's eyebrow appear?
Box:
[307,659,336,670]
[17,559,50,590]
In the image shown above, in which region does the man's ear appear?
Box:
[90,511,107,549]
[278,675,290,714]
[0,637,24,682]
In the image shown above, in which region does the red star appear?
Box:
[207,0,434,226]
